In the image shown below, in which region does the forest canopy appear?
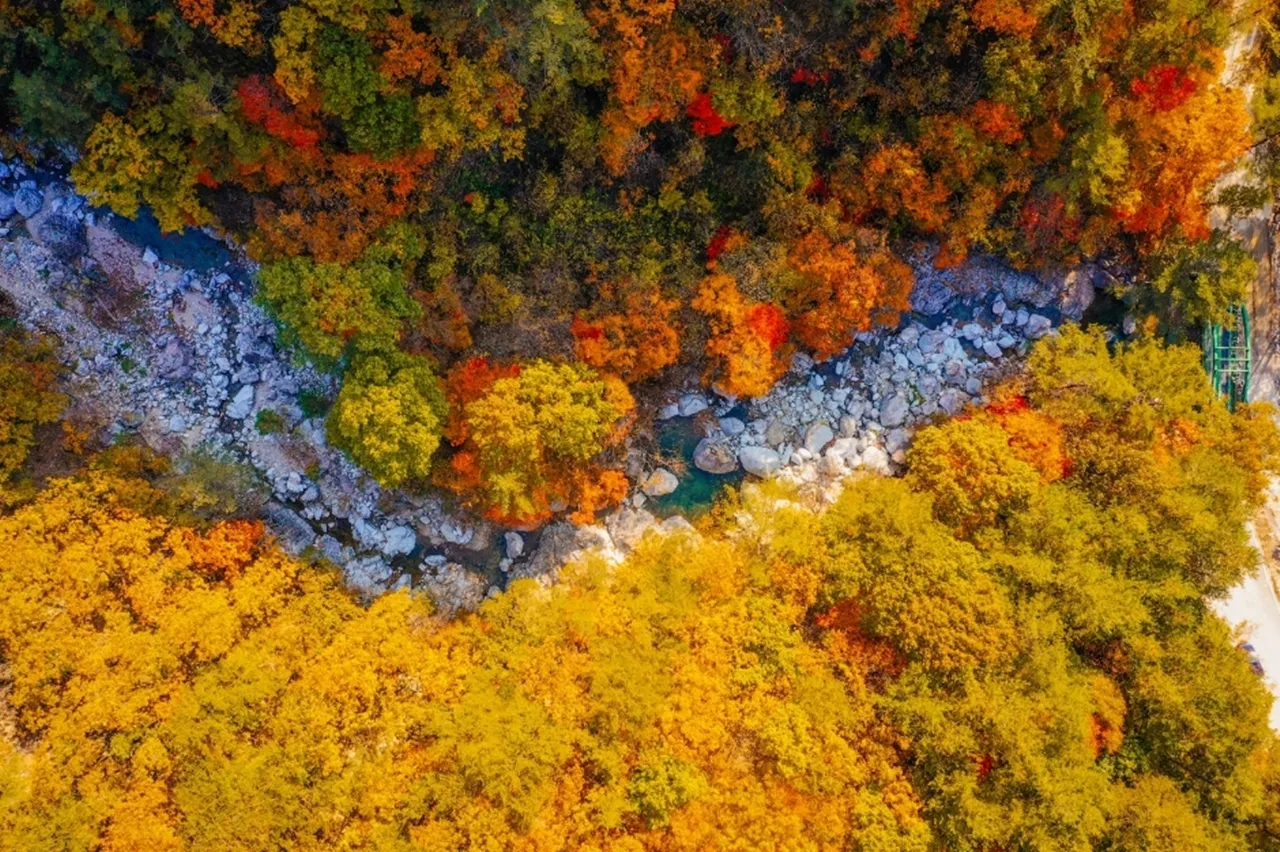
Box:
[0,0,1263,512]
[1,329,1279,850]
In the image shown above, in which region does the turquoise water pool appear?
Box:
[646,412,746,518]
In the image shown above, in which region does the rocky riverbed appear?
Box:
[0,161,1098,613]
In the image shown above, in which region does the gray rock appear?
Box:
[226,384,255,419]
[155,340,189,380]
[880,394,908,428]
[1026,313,1052,339]
[861,445,892,475]
[641,467,680,497]
[839,415,859,437]
[764,418,791,448]
[381,525,417,557]
[440,519,474,545]
[658,516,697,536]
[826,437,859,463]
[504,531,525,560]
[739,445,783,478]
[167,414,186,433]
[0,191,13,220]
[316,535,345,564]
[1048,265,1100,320]
[982,340,1002,359]
[521,523,617,579]
[678,394,708,416]
[693,438,738,474]
[885,428,910,455]
[1000,268,1055,308]
[937,388,968,416]
[919,330,947,355]
[345,556,392,595]
[37,213,88,262]
[719,416,745,436]
[804,422,835,454]
[606,506,657,551]
[265,502,316,556]
[142,247,159,265]
[13,186,42,219]
[911,271,957,314]
[657,403,680,420]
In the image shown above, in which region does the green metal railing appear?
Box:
[1202,304,1251,411]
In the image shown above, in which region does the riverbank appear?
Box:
[0,160,1097,613]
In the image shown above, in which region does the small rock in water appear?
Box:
[693,438,738,474]
[142,247,160,265]
[13,186,42,219]
[641,467,680,497]
[657,403,680,420]
[719,416,745,436]
[504,532,525,560]
[982,341,1003,359]
[678,394,709,416]
[0,191,13,220]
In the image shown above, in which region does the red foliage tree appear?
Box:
[1130,65,1197,113]
[687,91,734,136]
[237,76,322,149]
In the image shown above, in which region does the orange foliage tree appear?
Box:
[784,231,914,360]
[1115,68,1250,246]
[571,283,682,383]
[692,272,790,398]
